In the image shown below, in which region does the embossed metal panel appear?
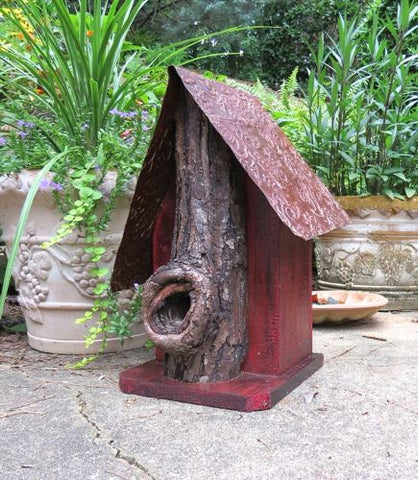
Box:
[111,66,348,291]
[175,67,349,239]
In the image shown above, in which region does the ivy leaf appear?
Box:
[405,187,416,198]
[85,246,106,255]
[79,186,95,197]
[383,188,395,200]
[89,267,109,277]
[93,283,107,295]
[91,190,103,200]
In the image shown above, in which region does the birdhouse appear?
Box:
[111,67,348,412]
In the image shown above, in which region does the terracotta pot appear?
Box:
[0,170,146,353]
[315,196,418,310]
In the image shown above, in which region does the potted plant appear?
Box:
[0,0,244,361]
[301,0,418,309]
[0,0,165,355]
[0,0,227,360]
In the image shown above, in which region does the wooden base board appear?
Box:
[119,353,324,412]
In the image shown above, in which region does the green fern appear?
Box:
[279,67,299,110]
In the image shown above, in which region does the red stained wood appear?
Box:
[152,179,175,272]
[119,354,323,412]
[242,178,312,375]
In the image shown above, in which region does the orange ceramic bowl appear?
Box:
[312,290,388,324]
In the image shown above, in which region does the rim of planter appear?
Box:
[336,195,418,213]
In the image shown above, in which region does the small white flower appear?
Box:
[239,49,244,56]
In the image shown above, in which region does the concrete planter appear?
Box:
[315,196,418,310]
[0,170,146,353]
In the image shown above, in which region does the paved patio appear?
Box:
[1,311,417,480]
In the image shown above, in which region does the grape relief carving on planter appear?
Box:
[11,223,122,324]
[46,231,122,298]
[315,242,418,287]
[378,244,418,285]
[13,223,53,324]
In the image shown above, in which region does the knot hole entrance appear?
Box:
[149,287,192,335]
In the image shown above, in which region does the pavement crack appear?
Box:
[76,391,156,479]
[115,448,158,480]
[76,391,101,442]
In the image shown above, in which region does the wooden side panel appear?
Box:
[242,178,313,375]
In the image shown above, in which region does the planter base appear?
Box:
[28,330,147,354]
[119,354,324,412]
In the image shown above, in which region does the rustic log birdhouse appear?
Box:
[111,67,349,412]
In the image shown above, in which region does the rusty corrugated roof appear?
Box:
[111,66,348,291]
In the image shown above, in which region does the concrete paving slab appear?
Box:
[0,311,417,480]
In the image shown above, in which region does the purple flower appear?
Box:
[17,120,35,128]
[17,131,28,138]
[110,108,137,119]
[0,137,6,146]
[81,123,89,131]
[39,179,63,192]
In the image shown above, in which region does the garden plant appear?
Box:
[0,0,166,362]
[0,0,242,364]
[301,0,417,199]
[225,0,417,199]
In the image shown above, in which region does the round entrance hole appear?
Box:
[151,291,192,335]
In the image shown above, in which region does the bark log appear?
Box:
[142,90,248,383]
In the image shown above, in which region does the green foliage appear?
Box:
[70,284,144,368]
[132,1,375,88]
[1,0,165,150]
[221,1,417,200]
[130,0,265,81]
[257,0,369,88]
[302,0,417,198]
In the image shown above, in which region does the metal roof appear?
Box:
[111,66,348,291]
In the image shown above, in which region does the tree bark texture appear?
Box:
[142,90,248,383]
